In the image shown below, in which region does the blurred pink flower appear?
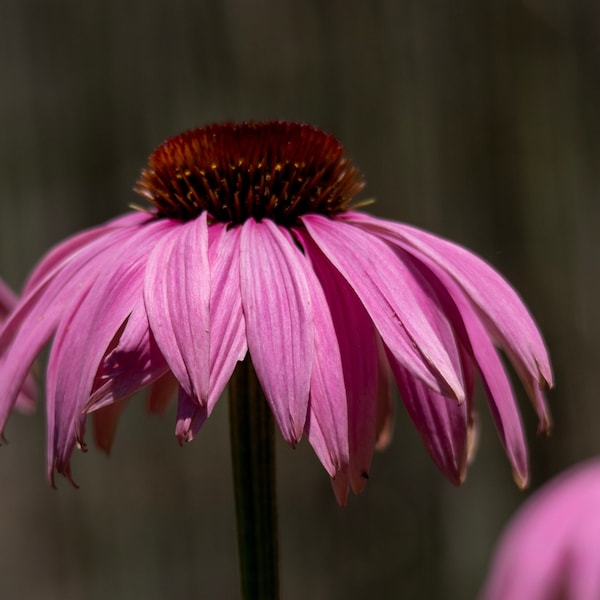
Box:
[481,459,600,600]
[0,278,36,416]
[0,121,552,503]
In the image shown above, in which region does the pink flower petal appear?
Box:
[482,460,600,600]
[462,306,529,487]
[390,354,468,485]
[405,252,529,486]
[24,212,150,294]
[169,223,248,444]
[144,212,211,404]
[0,224,139,435]
[206,223,248,408]
[47,220,173,478]
[302,214,464,402]
[299,229,379,493]
[240,219,313,445]
[330,469,351,507]
[347,212,553,389]
[87,299,170,411]
[302,253,349,477]
[383,250,468,483]
[175,386,209,444]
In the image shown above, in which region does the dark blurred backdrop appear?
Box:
[1,1,599,598]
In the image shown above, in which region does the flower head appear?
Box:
[481,459,600,600]
[0,121,552,503]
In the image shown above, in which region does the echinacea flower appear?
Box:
[0,278,36,415]
[481,459,600,600]
[0,121,552,504]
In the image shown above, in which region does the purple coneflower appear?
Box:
[0,278,36,415]
[481,459,600,600]
[0,121,552,501]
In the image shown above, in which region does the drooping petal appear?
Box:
[530,385,551,435]
[302,252,349,477]
[45,286,93,485]
[166,223,248,445]
[399,249,529,486]
[24,212,151,294]
[330,469,351,507]
[382,250,468,482]
[347,212,553,390]
[0,224,139,435]
[144,212,211,404]
[460,304,529,486]
[175,386,209,444]
[0,222,137,355]
[302,214,464,402]
[47,221,174,478]
[240,219,313,445]
[299,229,378,493]
[390,355,468,485]
[87,299,170,411]
[207,223,248,408]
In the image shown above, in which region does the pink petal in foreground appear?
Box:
[206,223,248,408]
[390,356,468,485]
[0,223,143,435]
[383,249,468,482]
[300,229,378,493]
[47,221,173,478]
[144,212,211,404]
[302,214,464,402]
[302,254,349,478]
[408,253,529,486]
[469,321,528,488]
[347,212,553,389]
[88,300,170,411]
[175,386,209,444]
[23,212,150,294]
[172,224,248,444]
[240,219,313,445]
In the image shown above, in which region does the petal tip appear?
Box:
[331,470,350,507]
[349,470,369,495]
[537,416,553,437]
[176,428,194,446]
[513,469,529,490]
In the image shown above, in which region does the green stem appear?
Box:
[228,358,280,600]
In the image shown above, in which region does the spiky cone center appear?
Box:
[135,121,365,225]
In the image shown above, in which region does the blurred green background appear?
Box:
[0,1,598,598]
